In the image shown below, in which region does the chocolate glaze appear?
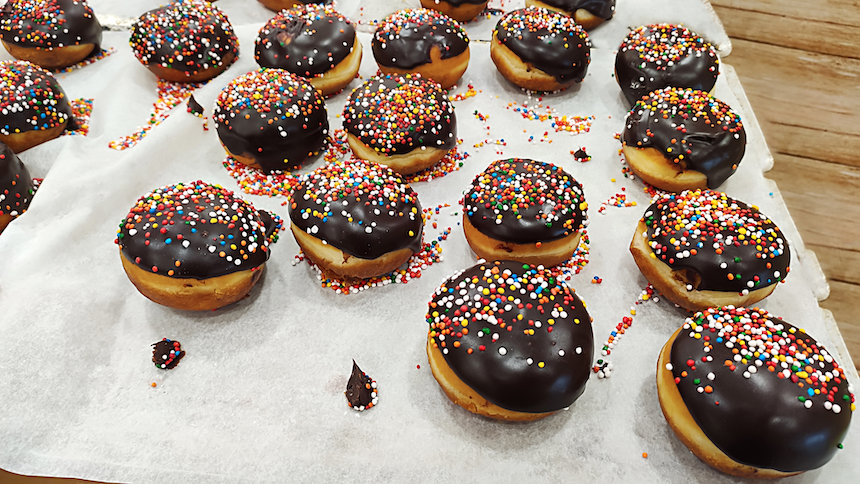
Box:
[622,87,746,189]
[0,0,102,55]
[130,0,238,76]
[289,159,424,260]
[343,74,456,156]
[641,190,790,293]
[0,140,34,219]
[465,159,586,244]
[372,8,469,69]
[431,0,486,5]
[427,260,594,413]
[494,7,590,84]
[152,338,185,370]
[0,60,74,137]
[255,4,356,79]
[186,94,204,117]
[116,181,272,279]
[615,24,719,107]
[213,68,329,173]
[345,360,377,410]
[669,307,854,472]
[535,0,615,20]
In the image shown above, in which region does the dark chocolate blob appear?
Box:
[615,24,719,107]
[152,339,185,370]
[537,0,615,20]
[0,140,34,218]
[641,190,790,293]
[494,7,590,84]
[428,261,594,413]
[345,360,375,409]
[621,88,746,189]
[670,311,853,472]
[465,159,586,244]
[0,0,102,54]
[186,95,204,116]
[0,60,74,137]
[255,5,356,78]
[289,160,424,260]
[372,9,469,69]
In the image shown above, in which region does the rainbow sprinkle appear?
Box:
[62,98,93,137]
[108,80,205,150]
[53,47,116,74]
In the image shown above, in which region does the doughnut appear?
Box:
[257,0,330,12]
[342,74,457,175]
[129,0,239,83]
[372,8,470,90]
[116,181,276,311]
[657,307,855,477]
[419,0,488,23]
[288,158,424,281]
[426,260,594,420]
[213,68,329,174]
[525,0,615,31]
[463,159,587,268]
[630,190,790,312]
[254,4,362,97]
[0,60,73,153]
[0,140,34,234]
[621,87,746,192]
[615,24,719,107]
[491,7,590,92]
[0,0,102,69]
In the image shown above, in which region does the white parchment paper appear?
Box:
[0,1,855,482]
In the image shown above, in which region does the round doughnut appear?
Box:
[525,0,615,31]
[491,7,590,92]
[288,158,424,280]
[419,0,488,23]
[0,140,34,234]
[463,159,587,268]
[116,181,276,311]
[426,260,594,420]
[657,307,854,477]
[615,24,719,107]
[621,87,746,192]
[255,4,362,97]
[0,60,72,153]
[0,0,102,69]
[342,74,457,175]
[372,8,470,90]
[129,0,239,83]
[213,68,329,174]
[630,190,790,312]
[257,0,330,12]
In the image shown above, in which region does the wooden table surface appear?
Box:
[3,1,858,482]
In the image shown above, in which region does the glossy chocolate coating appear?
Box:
[213,69,329,173]
[535,0,614,20]
[290,159,423,260]
[117,181,272,279]
[641,190,789,293]
[372,8,469,70]
[0,0,102,53]
[345,360,376,410]
[343,74,456,156]
[669,307,853,472]
[152,339,185,370]
[615,24,719,107]
[622,87,746,189]
[465,159,586,244]
[0,140,34,218]
[0,60,73,137]
[494,7,590,84]
[255,4,356,78]
[427,260,594,413]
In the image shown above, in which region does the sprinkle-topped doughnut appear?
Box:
[427,260,594,416]
[0,0,102,68]
[526,0,615,30]
[257,0,332,13]
[493,7,590,89]
[116,181,272,279]
[0,140,34,233]
[622,87,746,189]
[664,306,854,473]
[615,24,719,107]
[130,0,239,82]
[0,60,72,152]
[213,68,328,174]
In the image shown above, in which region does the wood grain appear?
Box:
[710,0,860,27]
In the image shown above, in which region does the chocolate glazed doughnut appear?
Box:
[419,0,488,23]
[621,87,746,192]
[615,24,719,107]
[630,190,790,312]
[427,260,594,420]
[0,140,35,234]
[257,0,332,13]
[658,307,854,477]
[0,0,102,69]
[525,0,615,30]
